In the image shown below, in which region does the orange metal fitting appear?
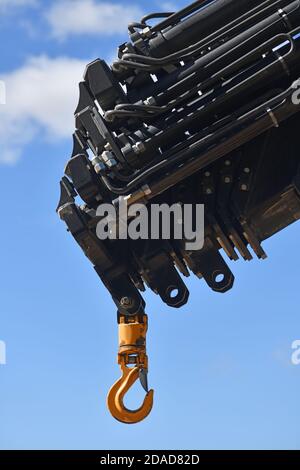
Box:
[107,314,154,424]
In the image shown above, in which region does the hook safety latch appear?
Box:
[107,313,154,424]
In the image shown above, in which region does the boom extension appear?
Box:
[57,0,300,423]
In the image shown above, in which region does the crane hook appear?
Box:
[107,312,154,424]
[107,361,154,424]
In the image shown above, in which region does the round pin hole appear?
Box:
[214,272,225,284]
[166,286,180,300]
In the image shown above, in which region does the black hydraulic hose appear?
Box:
[127,0,300,106]
[148,90,299,200]
[107,89,279,184]
[118,0,279,82]
[101,85,297,196]
[103,31,300,193]
[126,0,296,102]
[96,0,300,191]
[127,22,146,34]
[147,0,267,57]
[121,30,300,160]
[128,13,175,34]
[141,12,174,24]
[149,1,208,32]
[108,30,299,186]
[112,31,294,125]
[124,0,287,67]
[113,1,300,151]
[178,1,299,76]
[116,2,294,73]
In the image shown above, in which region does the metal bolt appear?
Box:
[106,158,117,168]
[225,160,231,166]
[91,157,106,174]
[144,96,156,106]
[101,150,117,168]
[91,156,100,166]
[241,184,248,191]
[244,167,251,174]
[133,141,146,155]
[94,162,105,174]
[206,188,213,195]
[104,142,112,151]
[224,176,231,183]
[120,297,134,308]
[142,184,152,196]
[204,171,211,177]
[142,27,152,38]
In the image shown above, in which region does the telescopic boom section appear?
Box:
[57,0,300,422]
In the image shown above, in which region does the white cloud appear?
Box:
[0,55,88,164]
[46,0,143,39]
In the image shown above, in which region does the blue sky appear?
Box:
[0,0,299,450]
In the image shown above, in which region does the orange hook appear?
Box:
[107,312,154,423]
[107,361,154,424]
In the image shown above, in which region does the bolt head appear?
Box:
[133,141,146,155]
[120,297,133,308]
[94,163,104,174]
[106,158,117,168]
[142,27,152,38]
[144,96,156,106]
[104,142,112,151]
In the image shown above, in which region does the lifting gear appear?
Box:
[57,0,300,423]
[107,313,154,424]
